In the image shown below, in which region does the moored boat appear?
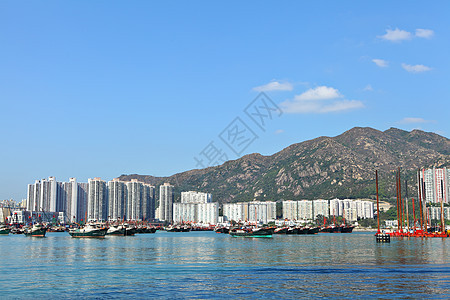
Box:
[286,226,299,234]
[297,227,308,235]
[340,225,354,233]
[24,224,47,237]
[123,223,137,236]
[306,226,320,234]
[0,225,11,235]
[229,227,273,238]
[215,226,230,234]
[274,227,288,234]
[107,225,126,236]
[69,224,108,238]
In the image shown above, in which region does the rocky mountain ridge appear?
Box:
[119,127,450,202]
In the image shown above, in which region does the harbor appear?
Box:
[1,230,450,298]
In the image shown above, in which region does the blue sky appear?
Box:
[1,1,449,201]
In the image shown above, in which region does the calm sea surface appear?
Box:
[1,231,450,299]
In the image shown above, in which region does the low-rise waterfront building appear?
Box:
[223,201,276,224]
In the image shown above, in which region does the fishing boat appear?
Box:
[274,227,288,234]
[136,225,157,234]
[24,224,47,237]
[286,226,299,234]
[297,227,308,235]
[123,223,136,236]
[0,225,11,235]
[145,226,157,233]
[306,226,320,234]
[229,227,273,238]
[68,223,108,238]
[340,224,354,233]
[215,226,230,234]
[106,225,126,236]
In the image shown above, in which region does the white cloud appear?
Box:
[401,63,432,73]
[319,100,365,113]
[378,28,412,42]
[372,59,388,68]
[363,84,373,91]
[399,117,435,124]
[415,29,434,39]
[280,86,364,114]
[294,86,341,101]
[253,81,293,92]
[274,129,284,135]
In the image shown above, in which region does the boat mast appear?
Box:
[405,179,409,231]
[412,197,416,233]
[398,168,403,233]
[418,169,424,232]
[422,175,427,232]
[376,170,380,234]
[440,180,445,233]
[396,171,400,232]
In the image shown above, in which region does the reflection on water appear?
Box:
[1,232,450,298]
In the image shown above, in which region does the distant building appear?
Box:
[127,179,142,221]
[223,201,276,224]
[77,183,89,222]
[282,200,298,220]
[108,179,127,221]
[281,199,373,222]
[27,177,57,212]
[298,200,313,220]
[420,168,450,204]
[223,202,248,223]
[181,191,212,204]
[159,183,174,222]
[87,178,107,221]
[312,199,329,219]
[329,198,343,216]
[10,210,31,224]
[64,178,78,223]
[429,206,450,220]
[142,184,156,221]
[173,202,218,224]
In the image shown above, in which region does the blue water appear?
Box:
[1,231,450,298]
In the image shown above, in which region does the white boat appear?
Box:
[69,223,108,238]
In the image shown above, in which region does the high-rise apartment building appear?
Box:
[88,178,107,221]
[420,168,449,204]
[312,199,329,219]
[77,182,88,222]
[26,177,57,212]
[173,202,218,224]
[64,178,78,223]
[108,179,127,221]
[159,183,174,222]
[223,201,275,224]
[298,200,313,220]
[282,200,298,220]
[127,179,142,221]
[142,184,155,221]
[181,191,212,204]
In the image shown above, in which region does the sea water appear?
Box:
[1,231,450,298]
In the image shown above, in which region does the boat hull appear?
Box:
[307,227,320,234]
[274,227,288,234]
[24,228,47,237]
[230,228,273,238]
[106,228,126,236]
[0,228,11,235]
[69,228,108,238]
[124,228,136,236]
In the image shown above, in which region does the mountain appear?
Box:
[118,127,450,203]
